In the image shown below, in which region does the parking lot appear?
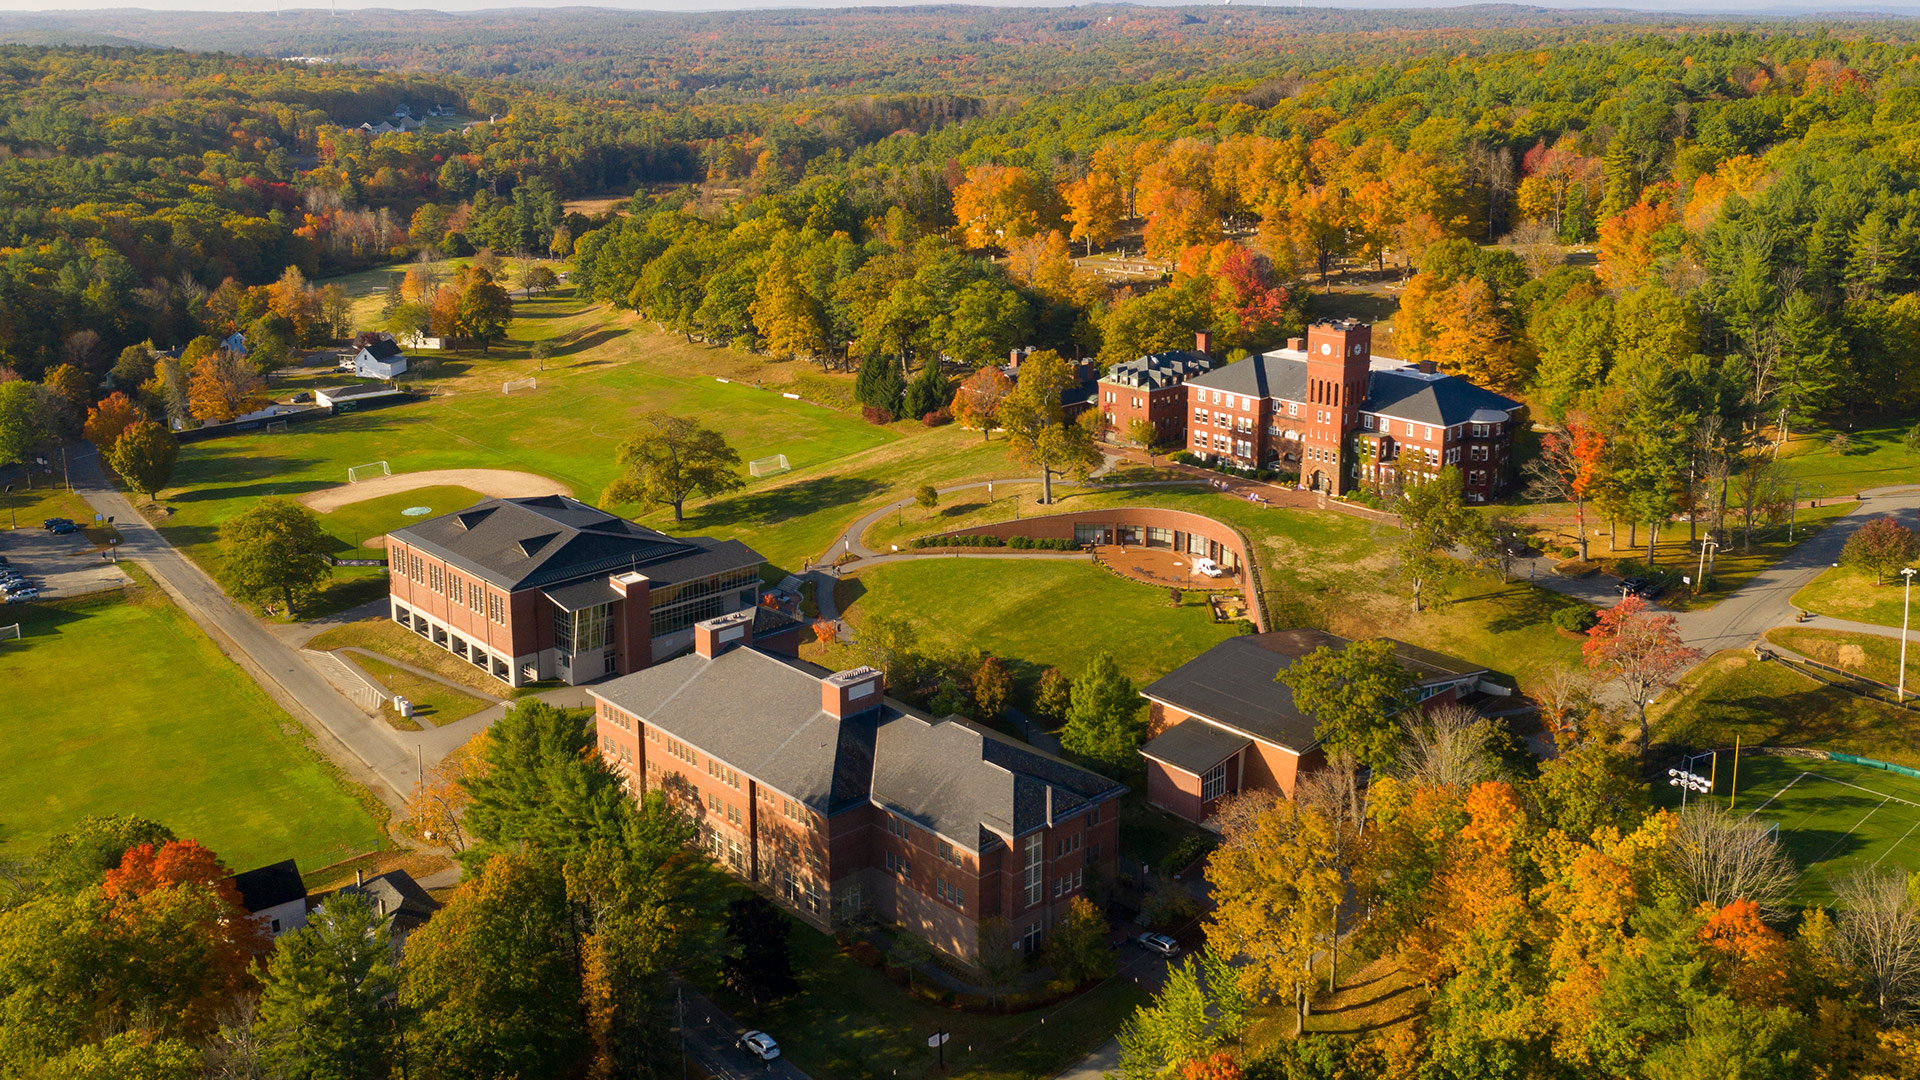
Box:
[0,520,130,603]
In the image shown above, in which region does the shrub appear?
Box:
[1161,833,1214,876]
[1557,546,1580,560]
[1169,451,1198,465]
[1550,606,1597,633]
[1905,421,1920,452]
[861,405,896,425]
[1008,535,1033,549]
[846,941,885,967]
[922,406,952,427]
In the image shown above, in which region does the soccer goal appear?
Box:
[347,461,392,483]
[264,420,290,434]
[503,376,537,394]
[749,454,791,478]
[0,623,19,643]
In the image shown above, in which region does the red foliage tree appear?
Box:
[1582,596,1703,760]
[82,391,145,456]
[1698,898,1794,1008]
[1179,1051,1243,1080]
[1840,516,1919,585]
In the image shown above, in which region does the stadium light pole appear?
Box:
[1900,567,1916,703]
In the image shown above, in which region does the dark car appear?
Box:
[41,517,73,531]
[1616,577,1659,600]
[49,522,80,535]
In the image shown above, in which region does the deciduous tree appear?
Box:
[105,421,177,504]
[973,654,1010,719]
[1279,638,1416,777]
[81,392,143,456]
[1204,798,1343,1032]
[1841,517,1919,585]
[218,497,333,618]
[952,367,1012,439]
[1045,896,1115,986]
[187,351,266,424]
[1582,596,1702,759]
[601,412,746,522]
[998,350,1101,504]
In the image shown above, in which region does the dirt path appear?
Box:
[298,469,572,512]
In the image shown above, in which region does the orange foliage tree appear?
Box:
[952,165,1043,249]
[1596,194,1678,291]
[82,392,145,456]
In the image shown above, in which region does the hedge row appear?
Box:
[908,534,1081,551]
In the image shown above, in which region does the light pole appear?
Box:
[1695,539,1718,595]
[1900,567,1916,703]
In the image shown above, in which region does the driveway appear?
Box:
[676,984,812,1080]
[0,520,130,601]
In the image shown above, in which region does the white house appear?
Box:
[230,859,308,940]
[354,338,409,379]
[399,330,446,351]
[220,331,249,358]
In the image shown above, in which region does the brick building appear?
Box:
[589,612,1126,963]
[386,495,787,687]
[1137,630,1490,824]
[1183,321,1525,502]
[1098,345,1214,448]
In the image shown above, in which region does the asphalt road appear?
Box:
[68,448,423,808]
[675,985,813,1080]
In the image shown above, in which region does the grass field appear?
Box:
[1792,563,1915,630]
[1765,627,1914,689]
[1778,421,1920,497]
[1655,651,1920,767]
[697,909,1150,1080]
[816,558,1247,698]
[308,617,547,700]
[342,652,491,728]
[1705,754,1920,904]
[0,580,385,873]
[315,484,490,560]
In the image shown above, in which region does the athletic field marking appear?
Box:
[1814,797,1892,865]
[1872,816,1920,869]
[1745,771,1810,817]
[1820,775,1920,809]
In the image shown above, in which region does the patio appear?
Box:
[1091,544,1239,594]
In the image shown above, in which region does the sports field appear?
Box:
[1713,753,1920,904]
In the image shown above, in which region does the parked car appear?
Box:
[0,574,25,588]
[1616,577,1658,600]
[291,391,313,403]
[49,522,79,535]
[41,517,73,531]
[1138,932,1180,957]
[1191,557,1225,578]
[5,588,39,603]
[736,1031,781,1062]
[337,356,359,372]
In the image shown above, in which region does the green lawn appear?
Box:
[823,558,1247,698]
[1697,753,1920,905]
[343,652,492,728]
[1779,421,1920,497]
[308,618,543,700]
[1793,563,1915,630]
[0,583,385,874]
[698,910,1149,1080]
[317,484,490,560]
[1654,651,1920,768]
[1765,627,1915,689]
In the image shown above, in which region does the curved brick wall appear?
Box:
[936,507,1265,631]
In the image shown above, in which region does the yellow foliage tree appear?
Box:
[952,164,1043,249]
[186,352,266,423]
[1204,797,1343,1031]
[1061,170,1125,256]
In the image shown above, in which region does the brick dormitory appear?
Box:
[587,611,1127,964]
[385,495,796,687]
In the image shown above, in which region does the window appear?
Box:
[1210,390,1221,404]
[647,566,760,636]
[1192,406,1206,424]
[429,564,442,593]
[1052,869,1084,897]
[1022,834,1043,908]
[936,878,962,906]
[1287,401,1298,417]
[885,850,911,877]
[486,592,505,624]
[1405,421,1417,437]
[1202,762,1227,802]
[1023,923,1044,954]
[938,839,962,866]
[1055,833,1081,858]
[1424,426,1434,440]
[664,737,697,765]
[708,760,741,788]
[468,582,482,611]
[887,814,910,840]
[1362,414,1373,430]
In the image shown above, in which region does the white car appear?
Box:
[1138,932,1180,957]
[1191,558,1225,578]
[337,356,359,372]
[4,589,39,603]
[737,1030,781,1062]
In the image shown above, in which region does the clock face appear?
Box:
[1319,343,1332,355]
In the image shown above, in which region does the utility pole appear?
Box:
[1788,481,1800,542]
[1900,568,1916,703]
[1695,539,1718,595]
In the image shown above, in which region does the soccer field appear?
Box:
[1721,754,1920,904]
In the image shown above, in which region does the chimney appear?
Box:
[1416,360,1437,375]
[1287,336,1305,353]
[1194,330,1213,355]
[694,609,755,659]
[1008,347,1022,368]
[609,570,648,596]
[822,666,884,719]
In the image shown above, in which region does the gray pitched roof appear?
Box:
[388,495,761,592]
[590,647,1124,854]
[230,859,306,912]
[1185,352,1521,427]
[338,869,440,922]
[1139,719,1251,776]
[1104,350,1214,390]
[1140,630,1488,753]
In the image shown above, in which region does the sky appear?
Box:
[0,0,1911,14]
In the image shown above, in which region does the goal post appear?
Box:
[347,461,391,483]
[503,376,537,394]
[0,623,19,643]
[748,453,791,478]
[264,420,290,434]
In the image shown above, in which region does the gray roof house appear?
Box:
[229,858,308,941]
[589,621,1126,961]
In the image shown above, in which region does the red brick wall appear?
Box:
[387,541,518,656]
[1146,761,1204,824]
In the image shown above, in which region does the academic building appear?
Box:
[385,495,785,687]
[588,612,1126,963]
[1184,321,1526,502]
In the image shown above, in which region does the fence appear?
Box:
[1760,646,1920,715]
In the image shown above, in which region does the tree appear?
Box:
[902,360,951,421]
[1834,867,1920,1026]
[1117,957,1223,1078]
[999,350,1101,504]
[853,350,904,417]
[453,268,513,353]
[0,379,51,468]
[218,497,334,619]
[914,484,940,519]
[106,421,178,504]
[1841,517,1919,585]
[521,264,560,298]
[1127,417,1165,463]
[1278,638,1416,779]
[601,412,746,522]
[1063,169,1125,256]
[402,852,587,1079]
[40,364,91,438]
[973,654,1011,719]
[860,612,925,690]
[187,351,266,424]
[953,165,1043,249]
[1525,423,1607,561]
[720,896,799,1004]
[1034,667,1072,725]
[81,392,143,456]
[1205,798,1343,1033]
[1059,652,1144,773]
[953,367,1012,439]
[33,814,176,895]
[1395,467,1487,612]
[976,917,1024,1004]
[459,701,628,864]
[751,252,825,361]
[1045,896,1115,986]
[110,343,158,392]
[1395,703,1500,790]
[1668,804,1799,918]
[254,891,399,1080]
[406,730,488,853]
[1582,596,1703,759]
